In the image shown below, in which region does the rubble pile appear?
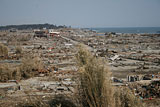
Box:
[0,28,80,105]
[129,80,160,99]
[65,33,160,78]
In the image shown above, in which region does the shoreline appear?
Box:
[86,27,160,34]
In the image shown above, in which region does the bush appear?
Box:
[0,43,8,57]
[0,64,21,82]
[15,46,22,54]
[76,45,114,107]
[20,55,43,79]
[0,55,44,81]
[114,88,144,107]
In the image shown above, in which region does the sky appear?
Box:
[0,0,160,28]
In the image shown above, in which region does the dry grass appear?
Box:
[114,87,144,107]
[7,34,31,43]
[0,55,44,82]
[0,64,21,82]
[0,43,8,57]
[76,44,144,107]
[17,92,49,107]
[76,45,114,107]
[16,94,76,107]
[15,46,23,54]
[17,34,31,42]
[20,55,44,79]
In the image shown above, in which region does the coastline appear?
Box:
[87,27,160,34]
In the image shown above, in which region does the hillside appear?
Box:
[0,23,66,30]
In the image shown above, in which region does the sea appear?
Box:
[88,27,160,34]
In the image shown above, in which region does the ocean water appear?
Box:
[89,27,160,34]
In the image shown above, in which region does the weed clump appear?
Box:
[15,46,23,54]
[114,88,143,107]
[0,43,8,57]
[0,64,20,82]
[20,55,44,79]
[0,55,43,81]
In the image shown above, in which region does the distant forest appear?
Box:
[0,23,67,30]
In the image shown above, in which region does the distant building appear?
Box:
[9,28,17,32]
[34,30,47,38]
[49,29,60,37]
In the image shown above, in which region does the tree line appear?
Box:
[0,23,67,30]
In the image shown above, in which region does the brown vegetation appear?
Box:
[76,45,114,107]
[17,34,32,41]
[0,43,8,57]
[7,34,31,43]
[114,88,143,107]
[15,46,23,54]
[0,55,43,82]
[0,64,20,82]
[20,55,43,79]
[16,94,76,107]
[17,94,49,107]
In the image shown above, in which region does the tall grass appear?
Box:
[76,44,144,107]
[0,43,8,57]
[76,45,114,107]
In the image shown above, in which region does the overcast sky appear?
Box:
[0,0,160,28]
